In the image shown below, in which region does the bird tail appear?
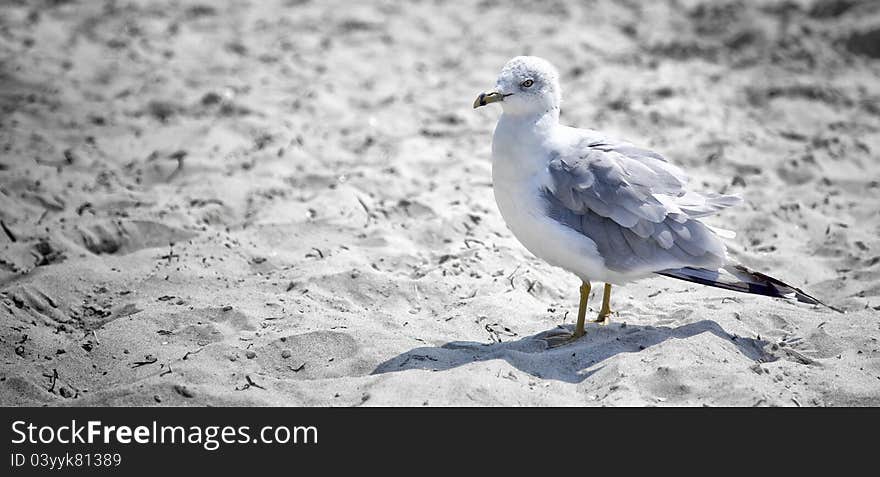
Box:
[657,264,842,313]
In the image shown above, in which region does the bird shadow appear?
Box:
[372,320,774,384]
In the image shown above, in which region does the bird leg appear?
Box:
[545,281,590,348]
[594,283,613,325]
[573,281,590,338]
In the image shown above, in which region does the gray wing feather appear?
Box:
[653,221,675,249]
[622,228,658,261]
[666,220,691,241]
[544,137,741,275]
[630,219,655,239]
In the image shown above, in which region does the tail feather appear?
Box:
[657,264,842,313]
[674,191,743,218]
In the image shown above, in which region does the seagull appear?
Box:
[473,56,836,346]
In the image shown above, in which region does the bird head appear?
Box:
[473,56,562,116]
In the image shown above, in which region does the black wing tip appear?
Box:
[746,268,844,314]
[790,290,843,313]
[793,292,844,314]
[660,266,844,313]
[817,300,846,314]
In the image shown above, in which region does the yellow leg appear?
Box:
[545,281,591,348]
[573,281,591,338]
[594,283,613,325]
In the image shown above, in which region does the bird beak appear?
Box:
[473,91,508,109]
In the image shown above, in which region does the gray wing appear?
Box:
[544,137,742,275]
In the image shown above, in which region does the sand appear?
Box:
[1,0,879,407]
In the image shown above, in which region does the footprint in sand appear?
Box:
[251,331,368,380]
[4,284,70,326]
[73,219,196,255]
[164,307,257,345]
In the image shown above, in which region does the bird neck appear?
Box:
[493,108,561,181]
[500,107,560,133]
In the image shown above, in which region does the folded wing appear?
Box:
[543,136,742,275]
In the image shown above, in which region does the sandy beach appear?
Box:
[1,0,879,406]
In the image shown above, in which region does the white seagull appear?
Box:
[474,56,834,345]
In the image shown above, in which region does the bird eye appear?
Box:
[521,79,534,88]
